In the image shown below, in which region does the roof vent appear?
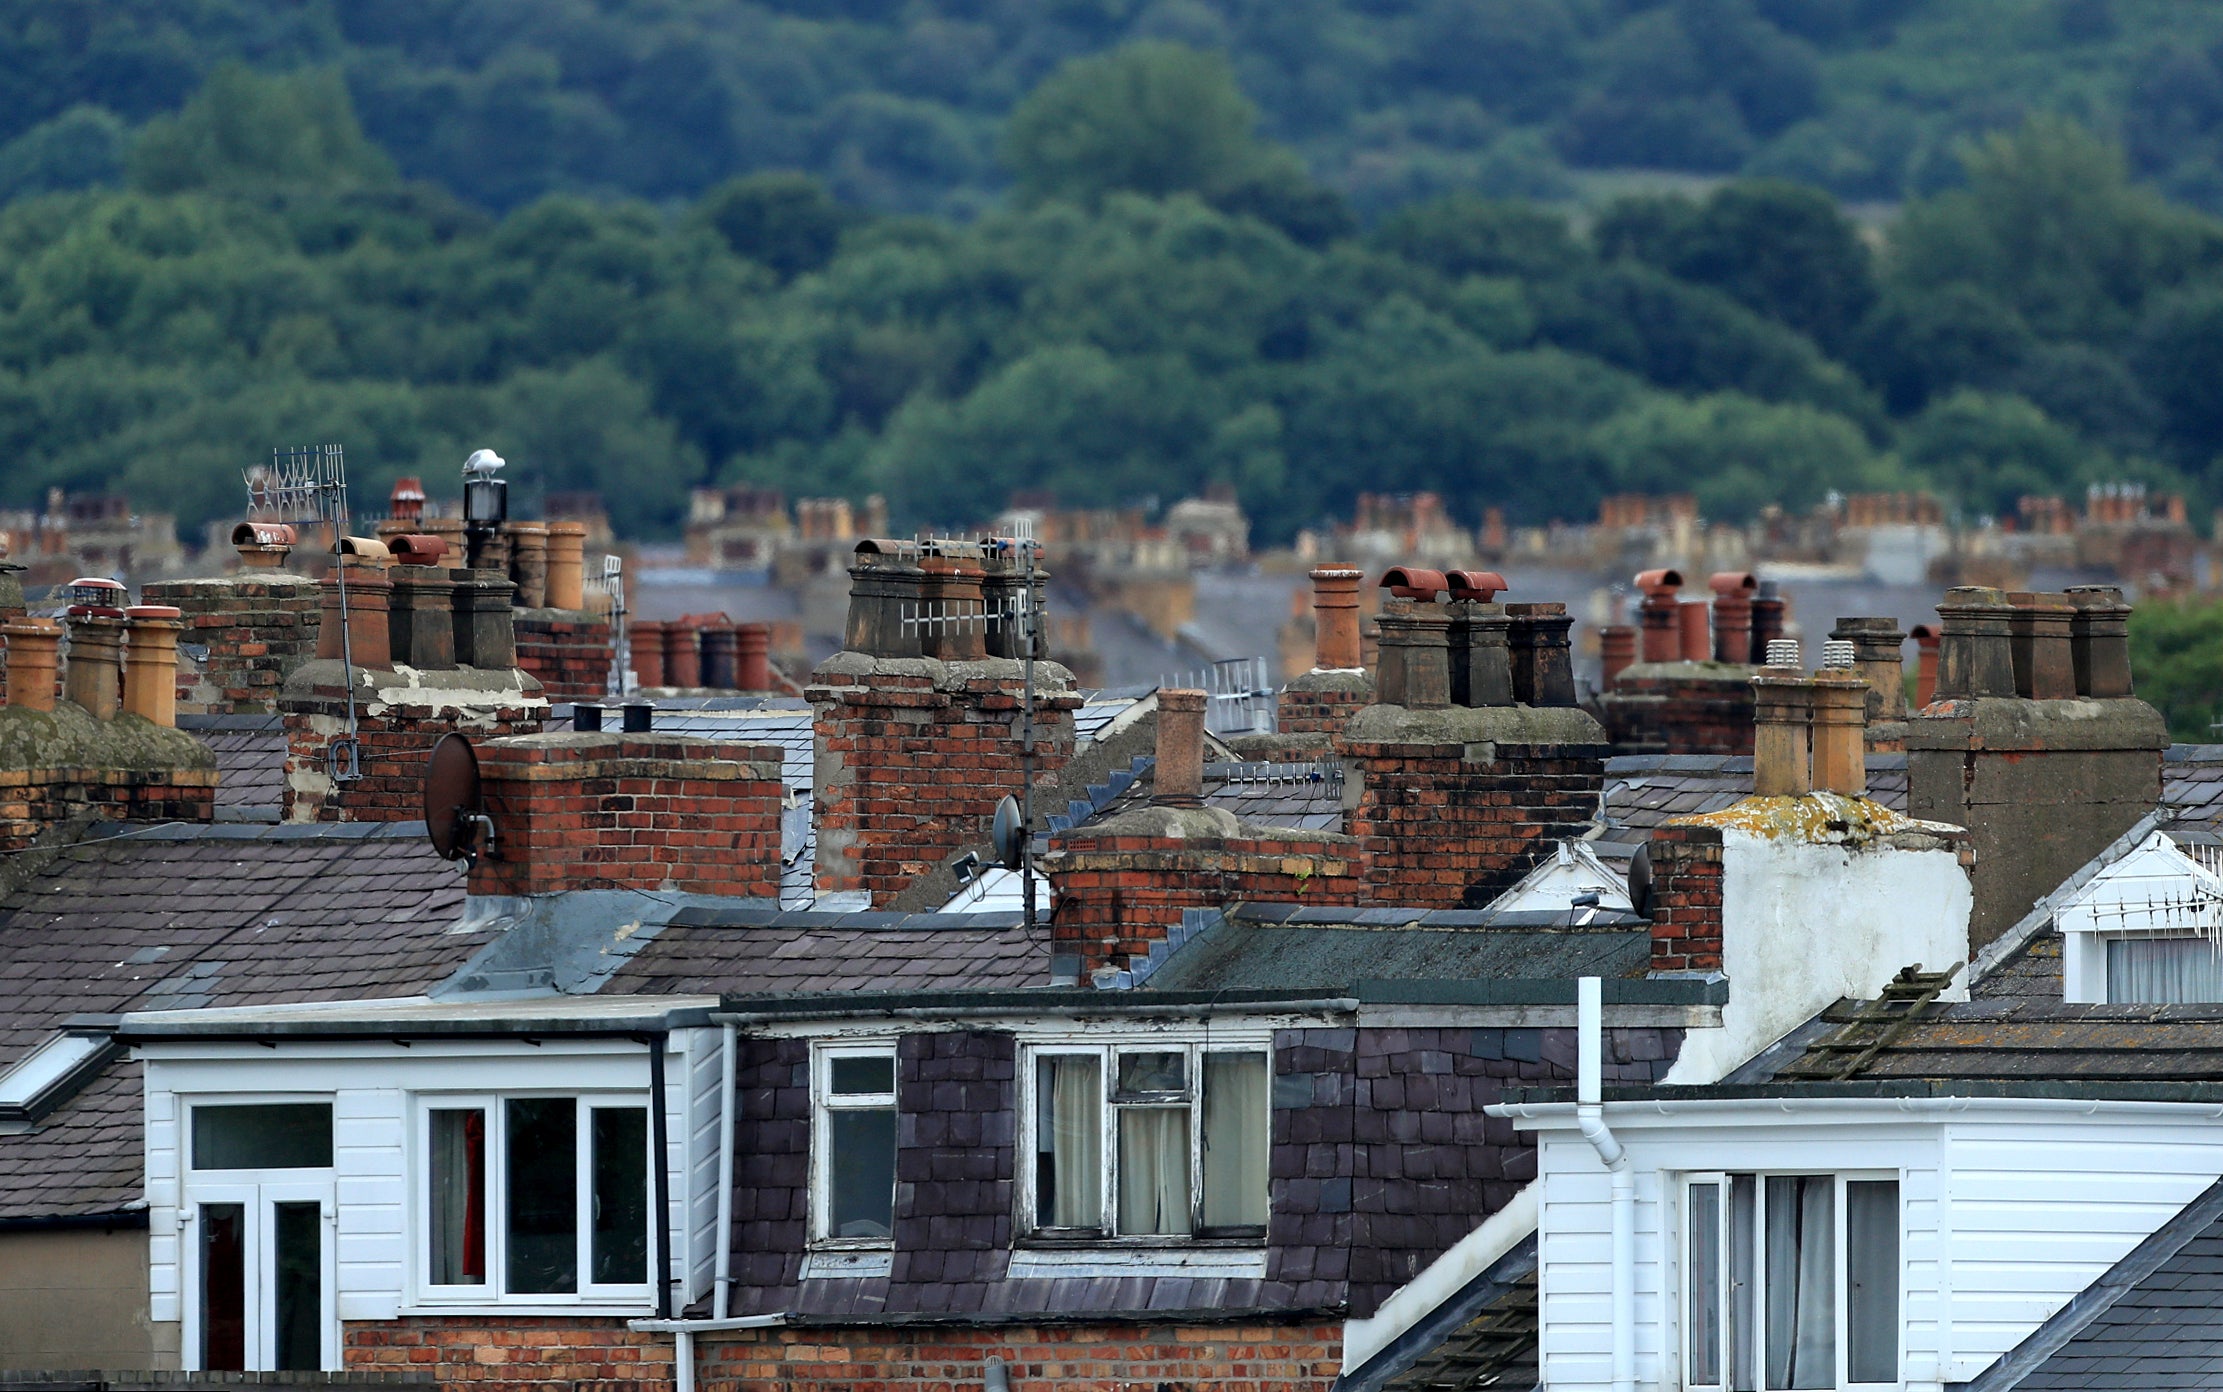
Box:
[1765,638,1802,669]
[1819,639,1857,670]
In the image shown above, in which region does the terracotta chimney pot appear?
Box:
[63,613,127,719]
[545,522,588,611]
[2,619,61,712]
[122,605,184,727]
[1309,565,1365,671]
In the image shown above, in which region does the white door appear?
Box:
[184,1180,336,1372]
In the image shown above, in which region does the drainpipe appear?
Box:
[714,1021,738,1320]
[647,1031,673,1320]
[1577,975,1634,1392]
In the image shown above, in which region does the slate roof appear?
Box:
[1203,761,1346,831]
[1964,1176,2223,1391]
[0,821,483,1219]
[1363,1239,1540,1392]
[602,905,1048,997]
[181,714,286,816]
[1140,905,1652,993]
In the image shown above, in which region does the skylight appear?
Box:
[0,1032,110,1116]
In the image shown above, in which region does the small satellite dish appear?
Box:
[991,794,1026,871]
[424,733,490,866]
[1626,843,1653,921]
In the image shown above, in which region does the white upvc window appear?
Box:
[180,1098,338,1373]
[810,1041,898,1247]
[1019,1038,1271,1241]
[1681,1172,1900,1391]
[414,1094,652,1306]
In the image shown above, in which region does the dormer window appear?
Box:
[2056,830,2223,1004]
[1022,1036,1270,1241]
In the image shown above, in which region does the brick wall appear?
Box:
[1647,823,1726,973]
[0,764,217,853]
[809,657,1080,906]
[1339,738,1607,909]
[1043,834,1367,973]
[279,666,544,823]
[142,575,321,715]
[1595,666,1756,756]
[697,1321,1345,1392]
[1278,670,1372,738]
[467,732,784,898]
[513,610,614,704]
[344,1316,669,1392]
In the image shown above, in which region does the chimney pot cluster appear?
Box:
[1750,643,1869,798]
[1366,568,1573,709]
[841,536,1047,663]
[1933,586,2131,702]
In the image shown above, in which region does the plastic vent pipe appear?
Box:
[1578,976,1635,1392]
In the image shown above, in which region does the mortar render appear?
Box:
[1660,793,1972,1086]
[0,702,214,773]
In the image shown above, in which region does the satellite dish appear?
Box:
[991,794,1026,871]
[1626,843,1653,921]
[424,734,488,866]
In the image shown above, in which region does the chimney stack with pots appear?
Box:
[1278,564,1374,736]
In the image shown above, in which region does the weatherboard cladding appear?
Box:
[722,1024,1679,1323]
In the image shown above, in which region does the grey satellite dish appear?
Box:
[991,794,1026,871]
[1626,843,1653,921]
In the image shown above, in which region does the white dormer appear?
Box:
[2059,829,2223,1002]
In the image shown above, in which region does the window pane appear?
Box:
[428,1109,486,1285]
[199,1203,246,1372]
[1731,1176,1758,1392]
[1117,1107,1192,1235]
[192,1104,332,1170]
[1764,1176,1836,1390]
[272,1201,322,1372]
[591,1108,650,1285]
[1200,1053,1268,1230]
[1847,1181,1900,1384]
[1689,1183,1722,1386]
[830,1055,894,1096]
[1036,1055,1102,1229]
[2107,937,2223,1003]
[505,1099,577,1294]
[1116,1051,1186,1094]
[827,1109,896,1239]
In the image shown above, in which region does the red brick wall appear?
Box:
[514,611,614,704]
[280,678,544,823]
[345,1316,671,1392]
[1278,684,1370,737]
[1045,835,1367,971]
[1648,822,1725,972]
[0,764,217,853]
[1338,738,1606,909]
[1595,670,1755,756]
[698,1321,1344,1392]
[468,732,784,898]
[143,575,322,715]
[346,1316,1342,1392]
[810,662,1079,906]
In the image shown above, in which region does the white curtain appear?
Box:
[1846,1181,1899,1384]
[1039,1056,1102,1228]
[2107,936,2223,1003]
[1764,1176,1835,1389]
[1118,1108,1192,1235]
[1201,1053,1269,1229]
[1687,1182,1724,1386]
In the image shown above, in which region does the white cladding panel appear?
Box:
[685,1028,724,1303]
[1529,1106,2223,1391]
[142,1030,713,1324]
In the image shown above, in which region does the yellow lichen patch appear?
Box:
[1671,791,1961,846]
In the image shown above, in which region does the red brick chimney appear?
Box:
[1043,690,1365,978]
[811,539,1082,907]
[511,519,613,702]
[1278,564,1374,736]
[468,731,784,898]
[1337,568,1608,908]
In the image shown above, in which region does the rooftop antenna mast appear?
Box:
[250,444,361,781]
[1019,524,1041,940]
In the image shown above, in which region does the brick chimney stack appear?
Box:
[512,519,615,703]
[1278,564,1374,736]
[1830,616,1908,750]
[1908,586,2167,949]
[468,731,784,899]
[1338,566,1609,908]
[811,538,1081,908]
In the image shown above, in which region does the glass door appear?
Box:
[188,1183,334,1372]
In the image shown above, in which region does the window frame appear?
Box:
[1678,1169,1902,1392]
[808,1040,900,1250]
[409,1092,654,1310]
[1016,1035,1273,1245]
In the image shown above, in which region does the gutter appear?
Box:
[0,1208,149,1234]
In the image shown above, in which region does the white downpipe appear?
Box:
[675,1328,694,1392]
[1578,976,1635,1392]
[714,1020,738,1320]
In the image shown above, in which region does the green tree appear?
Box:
[1588,390,1885,520]
[691,173,860,281]
[128,65,394,195]
[2128,598,2223,740]
[1005,42,1268,208]
[1897,389,2100,518]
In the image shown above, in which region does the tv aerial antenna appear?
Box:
[248,443,363,781]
